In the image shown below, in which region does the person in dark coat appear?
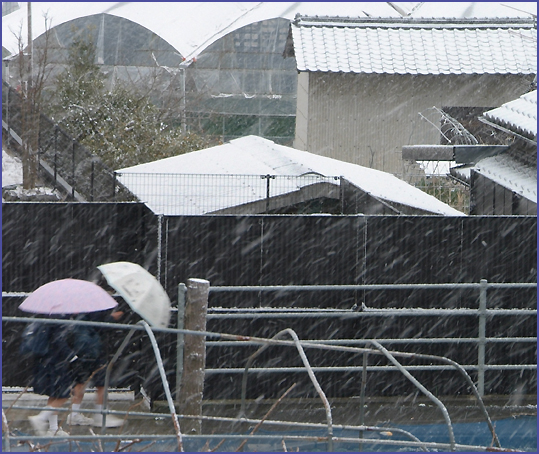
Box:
[66,309,124,428]
[27,317,78,437]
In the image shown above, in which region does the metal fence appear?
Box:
[2,279,536,451]
[114,172,343,215]
[0,317,519,452]
[201,280,536,399]
[411,174,470,214]
[1,81,134,201]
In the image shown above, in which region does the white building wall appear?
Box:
[293,72,309,151]
[296,72,534,176]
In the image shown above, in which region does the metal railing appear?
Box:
[1,315,522,452]
[200,280,536,397]
[1,81,135,202]
[114,172,343,215]
[2,279,536,451]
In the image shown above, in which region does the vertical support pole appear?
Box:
[265,174,271,212]
[5,69,10,128]
[90,160,95,201]
[112,171,117,199]
[339,176,344,214]
[175,283,187,408]
[157,214,163,282]
[478,279,487,397]
[178,278,209,435]
[71,139,75,199]
[180,66,187,133]
[359,351,368,452]
[262,174,274,212]
[53,126,58,188]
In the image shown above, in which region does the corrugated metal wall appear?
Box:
[470,171,537,215]
[297,72,534,175]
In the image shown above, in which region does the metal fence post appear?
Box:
[53,126,58,189]
[71,139,76,199]
[175,283,187,408]
[359,351,368,451]
[90,160,95,201]
[178,278,210,435]
[478,279,488,397]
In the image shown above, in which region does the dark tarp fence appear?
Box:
[2,203,536,400]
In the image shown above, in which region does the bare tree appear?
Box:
[14,4,53,189]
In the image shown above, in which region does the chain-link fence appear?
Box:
[412,174,470,214]
[115,172,343,215]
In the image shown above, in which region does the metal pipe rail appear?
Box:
[205,364,537,374]
[205,308,537,318]
[1,316,516,451]
[239,328,335,451]
[203,280,536,398]
[209,336,537,345]
[209,282,537,291]
[2,432,510,452]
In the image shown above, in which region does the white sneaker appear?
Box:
[28,415,47,436]
[92,413,124,428]
[66,412,94,425]
[46,427,69,437]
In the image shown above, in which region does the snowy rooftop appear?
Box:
[117,135,464,216]
[290,16,537,74]
[482,90,537,139]
[2,2,537,62]
[473,154,537,202]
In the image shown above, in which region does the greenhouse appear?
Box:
[3,2,534,145]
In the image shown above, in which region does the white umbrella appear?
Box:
[97,261,171,328]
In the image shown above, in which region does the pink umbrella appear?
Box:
[18,278,118,314]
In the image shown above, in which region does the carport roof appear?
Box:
[117,135,464,216]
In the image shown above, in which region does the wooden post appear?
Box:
[178,278,209,435]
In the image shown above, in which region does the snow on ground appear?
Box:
[2,148,23,187]
[2,148,60,200]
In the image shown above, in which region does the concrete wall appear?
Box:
[294,72,534,176]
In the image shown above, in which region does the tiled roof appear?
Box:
[290,17,537,75]
[473,154,537,202]
[482,90,537,139]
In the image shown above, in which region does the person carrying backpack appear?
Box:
[21,317,79,437]
[66,309,124,428]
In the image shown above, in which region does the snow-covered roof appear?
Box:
[473,154,537,202]
[2,2,537,63]
[290,16,537,74]
[117,135,464,216]
[482,90,537,139]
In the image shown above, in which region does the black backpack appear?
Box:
[19,322,51,356]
